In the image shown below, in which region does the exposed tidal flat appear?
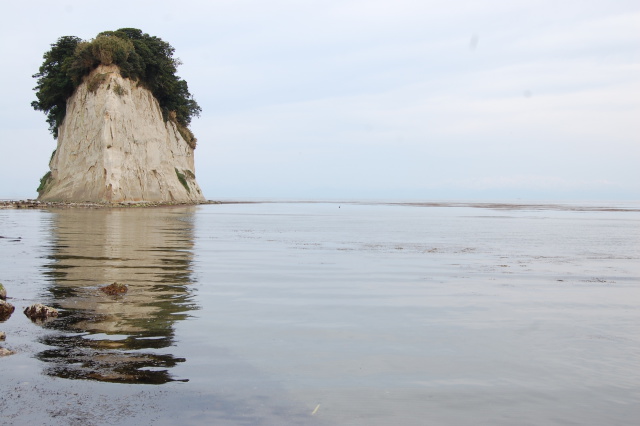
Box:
[0,201,638,425]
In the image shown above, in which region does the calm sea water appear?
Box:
[0,202,639,425]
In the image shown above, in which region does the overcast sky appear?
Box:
[0,0,638,201]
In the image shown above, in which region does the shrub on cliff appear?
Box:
[32,28,201,142]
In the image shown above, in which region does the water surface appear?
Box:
[0,202,638,425]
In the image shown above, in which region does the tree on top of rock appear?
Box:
[31,28,201,147]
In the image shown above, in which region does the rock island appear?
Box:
[32,28,205,203]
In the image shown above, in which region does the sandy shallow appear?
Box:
[1,201,639,425]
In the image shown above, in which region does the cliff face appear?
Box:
[38,65,205,203]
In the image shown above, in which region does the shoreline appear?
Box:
[0,199,222,209]
[1,199,638,212]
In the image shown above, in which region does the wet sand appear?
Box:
[1,201,639,425]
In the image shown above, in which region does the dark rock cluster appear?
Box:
[23,303,59,321]
[100,282,128,295]
[0,283,14,356]
[0,300,14,321]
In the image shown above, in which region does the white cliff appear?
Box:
[38,64,205,203]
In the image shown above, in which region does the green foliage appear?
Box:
[113,82,126,96]
[31,36,82,138]
[37,171,52,194]
[175,168,191,193]
[74,35,134,69]
[87,73,108,92]
[176,123,196,149]
[32,29,201,141]
[170,111,197,149]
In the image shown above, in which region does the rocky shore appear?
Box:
[0,199,221,209]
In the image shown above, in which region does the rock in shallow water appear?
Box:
[100,282,128,295]
[0,282,6,300]
[23,303,59,321]
[0,347,14,357]
[0,300,15,321]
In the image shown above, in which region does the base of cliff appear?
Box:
[1,200,221,209]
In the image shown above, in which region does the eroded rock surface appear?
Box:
[38,64,205,203]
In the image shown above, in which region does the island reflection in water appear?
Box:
[37,207,198,384]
